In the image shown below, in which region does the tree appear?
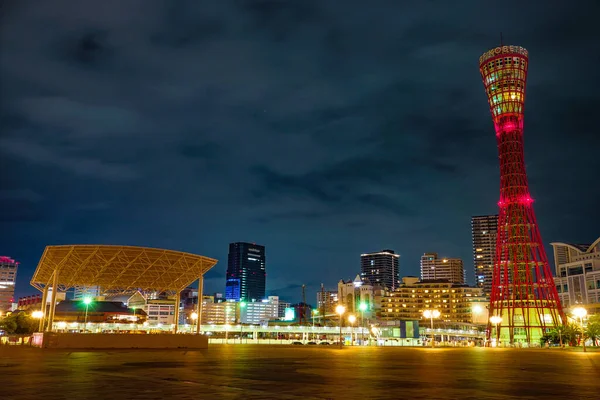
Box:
[0,312,37,334]
[543,324,579,346]
[585,315,600,346]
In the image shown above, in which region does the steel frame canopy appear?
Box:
[31,245,217,295]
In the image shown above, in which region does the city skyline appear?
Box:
[2,1,599,304]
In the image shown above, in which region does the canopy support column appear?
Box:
[47,271,59,332]
[196,275,203,335]
[38,285,49,332]
[173,291,181,334]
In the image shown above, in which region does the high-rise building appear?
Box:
[420,253,465,284]
[552,238,600,315]
[316,287,338,314]
[0,256,18,312]
[360,249,400,290]
[225,242,266,302]
[479,45,564,344]
[471,215,498,297]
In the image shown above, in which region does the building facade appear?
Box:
[0,256,18,312]
[338,275,375,314]
[552,238,600,315]
[379,277,483,323]
[201,300,238,325]
[73,286,102,300]
[240,296,280,325]
[225,242,266,302]
[471,215,498,297]
[316,287,338,315]
[360,249,400,290]
[420,253,465,284]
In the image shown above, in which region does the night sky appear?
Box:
[1,1,599,303]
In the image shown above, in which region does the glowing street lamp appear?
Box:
[312,309,319,340]
[348,314,357,346]
[489,315,503,345]
[32,310,44,319]
[423,309,441,348]
[336,305,346,348]
[572,307,587,353]
[83,297,93,332]
[359,302,368,344]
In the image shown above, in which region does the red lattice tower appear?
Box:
[479,45,565,344]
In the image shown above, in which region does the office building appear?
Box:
[379,277,483,323]
[360,249,400,290]
[420,253,465,284]
[471,215,498,297]
[0,256,18,312]
[552,238,600,315]
[225,242,266,302]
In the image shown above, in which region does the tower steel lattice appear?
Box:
[479,45,565,344]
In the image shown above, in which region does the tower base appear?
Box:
[489,303,560,345]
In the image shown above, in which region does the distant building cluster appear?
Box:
[6,232,600,335]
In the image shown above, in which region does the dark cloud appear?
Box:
[1,0,599,303]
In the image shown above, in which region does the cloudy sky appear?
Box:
[1,0,599,303]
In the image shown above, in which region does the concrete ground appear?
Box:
[0,345,598,399]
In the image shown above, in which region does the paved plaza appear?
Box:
[0,345,598,399]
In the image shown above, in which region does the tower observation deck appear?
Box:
[479,45,565,344]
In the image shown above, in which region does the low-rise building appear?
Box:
[201,300,238,325]
[552,238,600,315]
[240,296,280,325]
[379,277,483,324]
[0,256,18,312]
[338,275,376,315]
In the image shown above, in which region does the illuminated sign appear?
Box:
[284,308,295,321]
[479,45,528,64]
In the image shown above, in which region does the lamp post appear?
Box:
[335,305,346,348]
[191,312,198,333]
[239,302,246,344]
[83,297,93,332]
[423,309,440,348]
[359,302,367,344]
[312,309,319,341]
[489,315,502,346]
[348,314,356,346]
[572,307,587,353]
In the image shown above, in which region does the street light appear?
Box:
[32,310,44,319]
[348,314,357,346]
[83,297,93,332]
[239,302,247,344]
[572,307,587,353]
[359,302,368,344]
[423,309,441,348]
[191,312,198,333]
[489,315,503,346]
[335,305,346,348]
[312,309,319,340]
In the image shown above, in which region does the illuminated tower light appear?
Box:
[479,45,565,345]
